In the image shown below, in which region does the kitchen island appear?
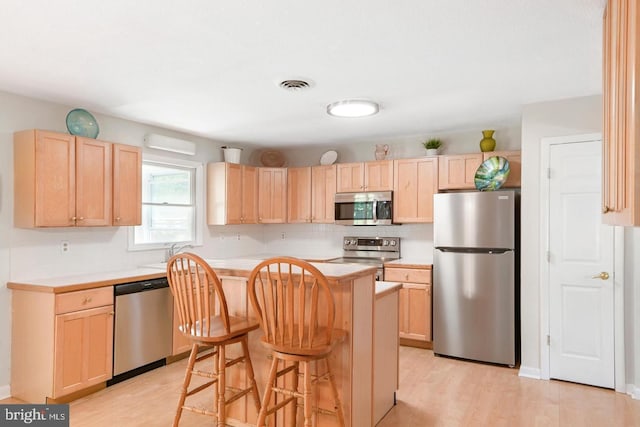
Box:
[8,258,397,427]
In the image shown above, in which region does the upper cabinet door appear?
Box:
[287,167,312,223]
[364,160,394,191]
[75,137,112,226]
[35,131,77,227]
[14,130,76,227]
[438,154,483,190]
[311,165,337,223]
[258,167,287,223]
[336,162,364,192]
[224,163,244,224]
[602,0,640,225]
[112,144,141,226]
[241,165,259,224]
[393,158,438,223]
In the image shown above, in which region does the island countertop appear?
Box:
[7,258,376,293]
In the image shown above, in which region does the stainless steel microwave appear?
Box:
[334,191,393,225]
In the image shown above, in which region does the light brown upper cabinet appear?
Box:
[336,160,393,192]
[438,153,483,190]
[258,167,287,223]
[311,165,337,223]
[14,130,113,227]
[287,167,312,223]
[393,158,438,223]
[602,0,640,225]
[207,162,258,225]
[483,150,521,188]
[287,165,337,223]
[112,144,142,226]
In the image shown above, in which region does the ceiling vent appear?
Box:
[279,79,312,91]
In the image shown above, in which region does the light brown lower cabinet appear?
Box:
[11,287,114,403]
[384,266,432,345]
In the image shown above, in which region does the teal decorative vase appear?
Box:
[480,130,496,152]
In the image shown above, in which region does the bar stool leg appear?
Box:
[217,344,226,427]
[325,358,345,427]
[174,343,198,427]
[258,356,279,427]
[241,336,262,413]
[288,361,299,427]
[303,361,312,427]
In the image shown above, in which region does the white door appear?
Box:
[548,140,614,388]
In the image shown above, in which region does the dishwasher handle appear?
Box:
[114,278,169,296]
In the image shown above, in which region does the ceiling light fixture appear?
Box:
[326,99,379,118]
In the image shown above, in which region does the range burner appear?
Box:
[328,236,400,281]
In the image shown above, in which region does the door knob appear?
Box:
[592,272,610,280]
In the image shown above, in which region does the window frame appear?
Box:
[128,154,204,252]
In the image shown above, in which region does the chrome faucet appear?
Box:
[166,243,194,261]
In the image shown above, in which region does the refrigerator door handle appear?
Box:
[435,247,513,254]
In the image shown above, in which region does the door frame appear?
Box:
[539,133,625,392]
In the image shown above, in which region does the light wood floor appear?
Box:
[2,346,639,426]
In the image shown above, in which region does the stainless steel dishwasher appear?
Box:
[109,277,173,384]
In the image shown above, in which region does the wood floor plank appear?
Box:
[2,346,639,426]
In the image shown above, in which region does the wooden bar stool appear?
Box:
[248,257,345,427]
[167,253,261,427]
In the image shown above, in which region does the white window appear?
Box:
[129,155,203,251]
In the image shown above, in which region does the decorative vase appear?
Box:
[426,148,439,156]
[375,144,389,160]
[479,130,496,152]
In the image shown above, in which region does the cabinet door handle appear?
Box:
[83,296,93,304]
[405,274,409,280]
[115,217,121,222]
[603,206,611,213]
[78,217,84,221]
[71,216,77,221]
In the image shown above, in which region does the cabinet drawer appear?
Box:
[55,287,113,314]
[384,267,431,284]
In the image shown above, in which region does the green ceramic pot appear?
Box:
[480,130,496,152]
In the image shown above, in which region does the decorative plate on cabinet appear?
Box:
[66,108,99,139]
[260,150,286,167]
[474,156,510,191]
[320,150,338,165]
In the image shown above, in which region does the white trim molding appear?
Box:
[518,366,542,379]
[0,384,10,400]
[627,384,640,400]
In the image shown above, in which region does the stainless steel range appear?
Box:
[328,236,400,281]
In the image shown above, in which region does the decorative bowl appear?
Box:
[474,156,511,191]
[66,108,99,139]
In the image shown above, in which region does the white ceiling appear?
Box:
[0,0,605,147]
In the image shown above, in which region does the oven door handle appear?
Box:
[372,200,378,222]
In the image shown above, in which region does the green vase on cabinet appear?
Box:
[480,130,496,152]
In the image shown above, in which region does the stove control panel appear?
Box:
[342,236,400,252]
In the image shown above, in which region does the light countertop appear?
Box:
[144,258,375,280]
[375,281,402,298]
[8,258,376,294]
[384,258,432,268]
[7,268,166,293]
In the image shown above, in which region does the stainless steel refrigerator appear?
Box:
[433,190,518,366]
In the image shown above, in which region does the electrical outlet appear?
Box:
[60,240,69,253]
[281,232,286,240]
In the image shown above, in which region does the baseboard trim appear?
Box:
[518,366,541,379]
[0,385,10,400]
[627,384,640,400]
